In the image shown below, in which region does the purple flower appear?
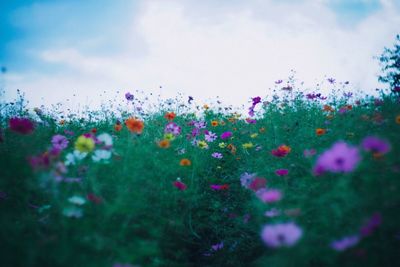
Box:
[125,92,134,101]
[212,152,223,159]
[275,79,283,84]
[220,131,232,140]
[256,189,282,203]
[194,120,206,129]
[264,208,281,218]
[361,136,391,155]
[205,131,217,142]
[261,222,302,248]
[9,117,34,134]
[165,122,181,136]
[51,134,69,150]
[275,169,288,176]
[211,242,224,251]
[327,78,336,84]
[330,235,359,251]
[360,212,382,237]
[188,96,194,104]
[245,118,257,124]
[252,96,262,105]
[343,92,353,98]
[313,141,361,175]
[240,172,256,188]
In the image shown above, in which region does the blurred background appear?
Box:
[1,0,399,109]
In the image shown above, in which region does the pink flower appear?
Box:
[173,180,187,191]
[256,189,282,203]
[261,222,302,248]
[275,169,288,176]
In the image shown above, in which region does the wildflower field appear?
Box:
[1,88,400,267]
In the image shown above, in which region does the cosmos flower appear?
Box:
[74,135,95,153]
[271,145,291,157]
[97,133,113,147]
[164,112,176,121]
[211,152,223,159]
[188,96,194,104]
[316,128,327,136]
[62,206,83,218]
[360,212,382,237]
[210,184,229,190]
[248,177,267,192]
[173,180,187,191]
[220,131,232,140]
[261,222,303,248]
[87,193,102,204]
[240,172,256,188]
[125,118,144,134]
[158,139,170,148]
[51,134,69,150]
[330,235,360,251]
[65,150,88,166]
[242,142,254,149]
[92,150,112,162]
[193,120,206,129]
[211,120,219,127]
[197,140,209,149]
[68,195,86,205]
[204,131,217,142]
[165,122,181,136]
[256,189,282,203]
[275,169,289,176]
[179,158,191,166]
[264,208,281,218]
[9,117,34,134]
[114,121,123,132]
[211,242,224,251]
[361,136,391,155]
[125,92,134,101]
[313,141,361,175]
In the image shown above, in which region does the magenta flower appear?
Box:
[220,131,232,139]
[261,222,302,248]
[245,118,257,124]
[361,136,391,155]
[210,184,229,190]
[256,189,282,203]
[9,117,34,134]
[173,180,187,191]
[275,169,288,176]
[51,134,69,150]
[330,235,360,251]
[313,141,361,175]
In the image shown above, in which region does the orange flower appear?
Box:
[158,139,170,148]
[316,128,326,135]
[323,105,334,112]
[180,158,191,166]
[211,120,219,127]
[396,115,400,124]
[227,144,236,154]
[164,112,176,121]
[203,104,209,110]
[228,117,236,123]
[59,119,65,125]
[114,122,122,132]
[125,118,144,134]
[259,127,266,133]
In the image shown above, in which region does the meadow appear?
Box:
[0,86,400,267]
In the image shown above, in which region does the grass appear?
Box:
[0,89,400,267]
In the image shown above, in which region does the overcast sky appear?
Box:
[1,0,399,110]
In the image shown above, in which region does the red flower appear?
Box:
[87,193,102,204]
[248,177,266,192]
[9,117,34,134]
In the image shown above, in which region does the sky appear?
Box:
[1,0,399,110]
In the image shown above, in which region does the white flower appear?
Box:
[65,150,88,166]
[92,149,112,162]
[62,206,83,218]
[97,133,113,146]
[68,195,86,205]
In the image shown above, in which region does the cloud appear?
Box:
[4,0,400,109]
